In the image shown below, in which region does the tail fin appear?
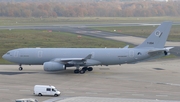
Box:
[136,21,172,48]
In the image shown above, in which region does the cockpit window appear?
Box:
[6,52,10,55]
[52,88,56,92]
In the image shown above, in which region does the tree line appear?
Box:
[0,1,179,17]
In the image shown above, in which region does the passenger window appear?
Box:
[46,88,51,91]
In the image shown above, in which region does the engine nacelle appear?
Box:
[43,62,65,71]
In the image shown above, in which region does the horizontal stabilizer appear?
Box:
[164,47,174,51]
[148,47,173,57]
[148,50,164,57]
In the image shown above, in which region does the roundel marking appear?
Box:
[155,30,161,36]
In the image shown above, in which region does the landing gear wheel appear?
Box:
[82,67,87,71]
[80,69,85,74]
[87,67,93,71]
[54,94,59,97]
[38,93,42,96]
[74,69,80,74]
[19,64,23,71]
[19,67,23,71]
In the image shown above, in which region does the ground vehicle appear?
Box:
[15,98,38,102]
[34,85,60,96]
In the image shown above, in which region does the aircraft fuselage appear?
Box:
[3,48,160,66]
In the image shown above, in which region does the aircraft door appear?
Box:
[129,50,134,57]
[46,88,51,95]
[38,51,43,58]
[14,51,19,57]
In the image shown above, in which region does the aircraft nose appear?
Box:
[2,54,7,60]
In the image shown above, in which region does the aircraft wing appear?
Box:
[52,54,94,65]
[61,58,86,62]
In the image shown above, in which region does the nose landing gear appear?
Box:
[19,64,23,71]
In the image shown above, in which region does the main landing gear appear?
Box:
[19,64,23,71]
[74,67,93,74]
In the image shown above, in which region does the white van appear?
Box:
[34,85,60,96]
[15,98,38,102]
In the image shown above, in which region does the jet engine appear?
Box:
[43,62,66,71]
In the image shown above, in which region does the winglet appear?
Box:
[84,54,92,60]
[123,45,129,48]
[136,21,172,48]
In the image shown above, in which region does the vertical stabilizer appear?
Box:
[136,22,172,48]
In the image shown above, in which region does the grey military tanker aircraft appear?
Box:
[2,22,173,74]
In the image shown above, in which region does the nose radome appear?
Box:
[2,54,6,60]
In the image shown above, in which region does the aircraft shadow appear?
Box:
[153,68,165,70]
[44,69,89,75]
[0,71,37,75]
